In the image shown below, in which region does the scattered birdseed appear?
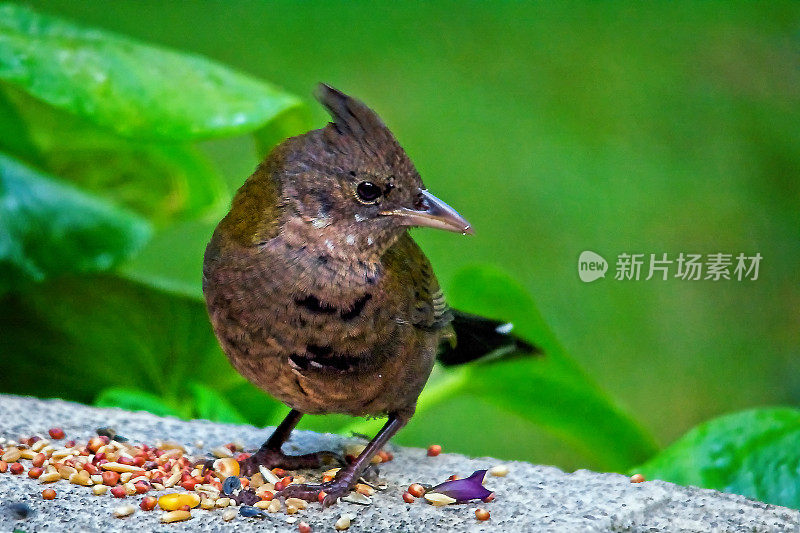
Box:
[402,491,415,503]
[48,428,65,440]
[298,521,312,533]
[42,488,56,500]
[630,473,646,483]
[424,492,457,506]
[222,508,237,521]
[475,508,490,521]
[488,464,509,477]
[222,475,240,495]
[113,504,136,518]
[427,444,442,457]
[161,510,192,523]
[342,492,372,505]
[239,505,265,518]
[408,483,426,498]
[334,514,352,530]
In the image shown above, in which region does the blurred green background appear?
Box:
[1,0,798,480]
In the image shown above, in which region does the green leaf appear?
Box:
[118,219,215,300]
[95,387,181,418]
[445,265,657,471]
[0,86,229,225]
[636,408,800,509]
[189,382,248,424]
[0,275,228,405]
[0,3,305,141]
[0,152,151,291]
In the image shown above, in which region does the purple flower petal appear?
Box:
[430,469,492,502]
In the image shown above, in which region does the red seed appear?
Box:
[32,453,46,468]
[482,492,495,503]
[134,481,150,494]
[179,504,190,512]
[260,491,274,502]
[28,467,44,479]
[317,491,326,503]
[102,471,120,486]
[140,496,157,511]
[475,508,490,521]
[408,483,425,498]
[87,437,104,453]
[298,522,312,533]
[10,463,24,475]
[377,450,390,463]
[235,452,250,462]
[427,444,442,457]
[117,456,135,466]
[42,488,56,500]
[110,486,126,498]
[65,440,76,448]
[402,492,415,503]
[143,461,158,471]
[133,456,145,467]
[448,474,459,481]
[385,451,394,461]
[180,479,197,491]
[0,461,7,473]
[48,428,65,440]
[630,473,646,483]
[83,463,99,476]
[272,468,286,477]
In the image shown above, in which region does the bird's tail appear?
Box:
[437,310,541,366]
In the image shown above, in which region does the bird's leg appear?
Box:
[240,409,343,476]
[278,411,409,507]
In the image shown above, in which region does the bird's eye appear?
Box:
[356,181,382,203]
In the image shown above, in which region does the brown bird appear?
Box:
[202,84,536,505]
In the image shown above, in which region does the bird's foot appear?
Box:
[278,478,353,507]
[240,449,343,476]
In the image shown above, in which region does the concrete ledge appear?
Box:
[0,395,797,532]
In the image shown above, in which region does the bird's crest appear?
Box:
[315,83,394,144]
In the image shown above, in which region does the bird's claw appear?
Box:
[239,449,344,476]
[279,479,352,508]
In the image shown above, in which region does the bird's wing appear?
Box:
[383,233,453,332]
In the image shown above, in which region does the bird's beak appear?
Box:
[381,189,474,235]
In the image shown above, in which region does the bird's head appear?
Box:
[265,84,472,258]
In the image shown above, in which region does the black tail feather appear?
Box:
[437,310,542,367]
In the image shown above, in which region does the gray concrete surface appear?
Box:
[0,395,797,532]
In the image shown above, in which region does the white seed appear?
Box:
[344,444,366,457]
[211,446,233,459]
[200,498,215,510]
[163,469,181,488]
[124,482,136,495]
[342,492,372,505]
[92,485,109,495]
[101,462,144,474]
[31,439,50,452]
[222,508,237,521]
[161,510,191,523]
[120,472,132,483]
[334,514,352,530]
[50,448,74,460]
[259,465,281,484]
[19,449,38,459]
[424,492,457,506]
[216,497,231,508]
[267,499,282,513]
[254,500,271,510]
[113,504,135,518]
[152,483,165,491]
[286,516,297,523]
[91,474,103,484]
[2,448,21,462]
[488,464,509,477]
[39,472,61,483]
[285,497,307,510]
